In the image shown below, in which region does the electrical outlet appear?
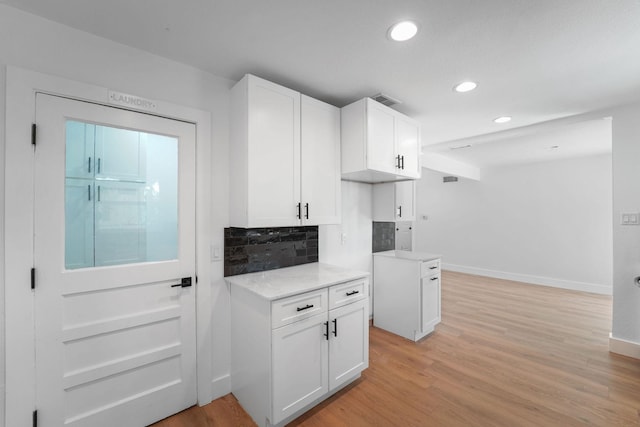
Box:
[621,212,640,225]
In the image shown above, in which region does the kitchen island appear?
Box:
[373,250,441,341]
[227,263,369,427]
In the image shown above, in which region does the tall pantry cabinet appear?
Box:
[230,74,341,227]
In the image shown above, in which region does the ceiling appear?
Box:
[2,0,637,167]
[425,117,612,169]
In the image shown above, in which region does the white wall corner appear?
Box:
[609,334,640,360]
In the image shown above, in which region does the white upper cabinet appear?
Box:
[372,180,416,222]
[230,74,341,227]
[341,97,421,183]
[395,114,421,178]
[95,125,147,182]
[230,75,301,227]
[366,101,396,175]
[300,95,341,225]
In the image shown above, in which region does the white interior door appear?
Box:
[34,93,197,427]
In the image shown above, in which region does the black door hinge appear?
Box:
[31,123,37,146]
[31,268,35,290]
[32,409,38,427]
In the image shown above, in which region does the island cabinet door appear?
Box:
[328,298,369,390]
[271,312,329,425]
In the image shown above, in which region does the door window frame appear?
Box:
[4,67,213,426]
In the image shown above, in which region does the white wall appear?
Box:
[0,60,6,425]
[414,154,613,294]
[0,7,377,422]
[319,181,372,274]
[611,102,640,349]
[0,4,233,422]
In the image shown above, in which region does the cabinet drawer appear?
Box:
[421,259,440,277]
[329,278,368,309]
[272,289,328,329]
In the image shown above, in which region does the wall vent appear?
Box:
[450,144,472,150]
[443,176,459,183]
[371,93,402,107]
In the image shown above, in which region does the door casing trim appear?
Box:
[4,66,213,426]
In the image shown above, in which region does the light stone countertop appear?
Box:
[225,262,369,300]
[373,250,441,262]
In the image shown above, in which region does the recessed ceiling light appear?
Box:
[388,21,418,41]
[453,81,477,93]
[494,116,512,124]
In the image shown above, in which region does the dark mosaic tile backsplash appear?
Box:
[224,226,319,277]
[372,221,395,253]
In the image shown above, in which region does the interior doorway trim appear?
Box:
[4,66,213,426]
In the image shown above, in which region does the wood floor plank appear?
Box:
[150,271,640,426]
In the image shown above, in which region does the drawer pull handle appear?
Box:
[346,290,360,296]
[429,266,438,270]
[324,321,329,340]
[332,318,338,337]
[430,277,438,281]
[296,304,314,312]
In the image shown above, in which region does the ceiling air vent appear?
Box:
[371,93,402,107]
[443,176,459,183]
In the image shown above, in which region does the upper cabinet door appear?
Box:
[65,121,95,179]
[395,180,415,221]
[94,125,147,182]
[395,115,421,179]
[300,95,341,225]
[366,99,396,175]
[248,78,301,226]
[234,75,301,227]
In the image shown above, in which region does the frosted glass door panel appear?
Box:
[65,178,94,269]
[65,121,95,179]
[65,121,178,269]
[94,181,147,266]
[95,125,147,181]
[144,133,178,263]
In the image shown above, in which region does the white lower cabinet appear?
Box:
[373,252,441,342]
[229,271,369,427]
[328,299,369,390]
[272,313,329,423]
[421,271,441,334]
[272,298,368,423]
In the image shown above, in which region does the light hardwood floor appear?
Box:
[151,271,640,426]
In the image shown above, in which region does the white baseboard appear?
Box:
[443,263,612,295]
[609,334,640,359]
[211,374,231,401]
